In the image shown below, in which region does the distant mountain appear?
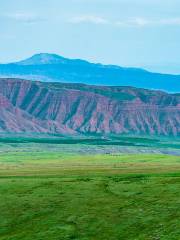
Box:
[16,53,69,65]
[15,53,95,66]
[0,53,180,92]
[0,78,179,136]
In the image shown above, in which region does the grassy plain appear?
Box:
[0,135,179,240]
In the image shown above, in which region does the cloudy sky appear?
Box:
[0,0,180,73]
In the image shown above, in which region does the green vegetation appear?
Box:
[0,134,179,150]
[0,150,180,239]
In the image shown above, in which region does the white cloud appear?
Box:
[3,12,180,28]
[69,15,180,28]
[69,15,109,24]
[116,18,150,27]
[116,17,180,27]
[131,18,150,27]
[3,12,46,24]
[159,18,180,25]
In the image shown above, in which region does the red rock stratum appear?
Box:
[0,78,179,136]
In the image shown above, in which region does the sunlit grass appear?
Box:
[0,152,179,239]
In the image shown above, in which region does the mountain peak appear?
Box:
[16,53,67,65]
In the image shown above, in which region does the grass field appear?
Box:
[0,150,180,240]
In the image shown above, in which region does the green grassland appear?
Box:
[0,152,180,176]
[0,148,180,240]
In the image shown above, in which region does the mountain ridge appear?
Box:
[0,53,180,92]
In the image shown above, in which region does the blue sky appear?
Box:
[0,0,180,74]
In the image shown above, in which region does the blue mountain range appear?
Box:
[0,53,179,92]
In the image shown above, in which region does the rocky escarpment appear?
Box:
[0,78,179,136]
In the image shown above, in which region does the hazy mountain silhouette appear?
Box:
[0,53,179,92]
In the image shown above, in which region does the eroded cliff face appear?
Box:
[0,78,179,136]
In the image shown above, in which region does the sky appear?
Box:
[0,0,180,74]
